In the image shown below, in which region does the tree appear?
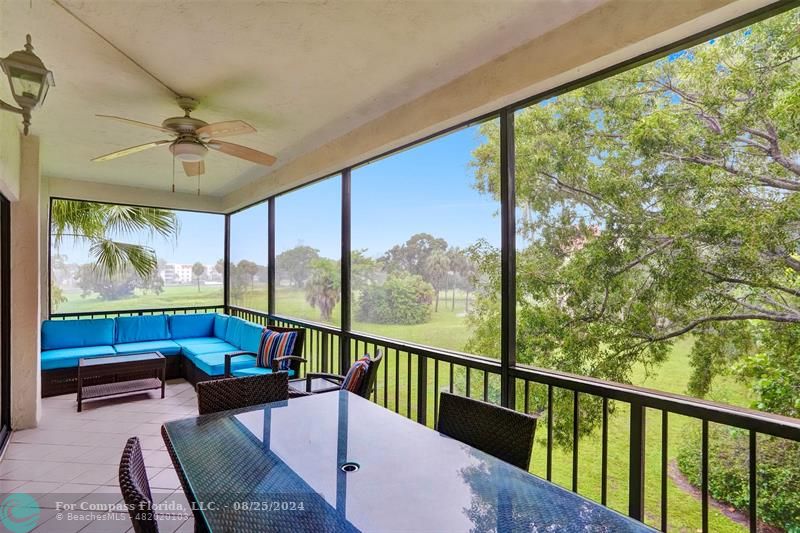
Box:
[192,262,206,292]
[304,258,340,321]
[237,260,259,289]
[356,273,435,325]
[468,10,800,425]
[466,17,800,523]
[51,199,177,278]
[382,233,447,278]
[351,249,380,291]
[214,259,224,276]
[276,246,319,287]
[75,264,163,301]
[448,247,475,312]
[424,249,450,312]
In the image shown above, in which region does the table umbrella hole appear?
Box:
[340,462,360,473]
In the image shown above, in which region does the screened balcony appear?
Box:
[0,1,799,532]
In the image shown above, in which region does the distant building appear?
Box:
[160,263,220,285]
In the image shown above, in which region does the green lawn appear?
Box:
[55,285,223,313]
[56,285,753,531]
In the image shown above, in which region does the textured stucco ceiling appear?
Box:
[0,0,603,196]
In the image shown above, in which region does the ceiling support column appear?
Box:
[11,133,42,429]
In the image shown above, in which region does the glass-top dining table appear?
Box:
[161,390,654,532]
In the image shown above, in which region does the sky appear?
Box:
[55,121,502,268]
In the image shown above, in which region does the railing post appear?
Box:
[499,109,516,408]
[628,402,646,521]
[322,333,329,374]
[417,355,427,425]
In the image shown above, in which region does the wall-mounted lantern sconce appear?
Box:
[0,34,54,135]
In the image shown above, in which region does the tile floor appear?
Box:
[0,379,200,532]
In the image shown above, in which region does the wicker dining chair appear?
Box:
[119,436,159,533]
[196,372,289,415]
[299,350,383,399]
[437,391,539,470]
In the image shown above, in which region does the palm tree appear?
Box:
[50,199,178,278]
[305,258,340,321]
[192,262,206,292]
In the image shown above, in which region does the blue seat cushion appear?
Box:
[174,337,229,350]
[41,319,115,350]
[232,367,295,378]
[182,341,239,358]
[213,314,229,339]
[115,315,170,344]
[114,340,181,356]
[169,314,215,339]
[41,345,116,370]
[193,351,257,376]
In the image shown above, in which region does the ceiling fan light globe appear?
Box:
[169,141,207,162]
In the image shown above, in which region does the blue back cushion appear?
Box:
[169,314,215,339]
[342,356,372,393]
[41,319,115,351]
[115,315,170,344]
[240,322,265,353]
[213,314,229,339]
[223,316,248,348]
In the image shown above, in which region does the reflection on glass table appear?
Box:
[288,376,341,395]
[162,391,654,532]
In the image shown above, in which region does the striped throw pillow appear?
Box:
[341,356,371,393]
[257,329,298,371]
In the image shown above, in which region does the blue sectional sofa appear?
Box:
[40,313,305,397]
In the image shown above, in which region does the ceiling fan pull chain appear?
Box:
[172,153,176,193]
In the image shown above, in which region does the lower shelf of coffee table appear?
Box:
[81,377,162,400]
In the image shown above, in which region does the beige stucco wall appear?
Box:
[47,177,225,213]
[223,0,778,212]
[0,113,20,201]
[11,135,41,429]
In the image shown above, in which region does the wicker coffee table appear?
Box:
[77,352,166,412]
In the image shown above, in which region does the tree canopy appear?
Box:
[469,10,800,416]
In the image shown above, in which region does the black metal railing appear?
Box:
[226,306,800,533]
[49,304,800,531]
[49,305,225,321]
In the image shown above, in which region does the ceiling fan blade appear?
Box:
[196,120,256,139]
[208,140,276,166]
[91,140,171,162]
[182,160,205,177]
[96,115,175,134]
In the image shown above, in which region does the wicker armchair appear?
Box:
[119,436,159,533]
[436,391,538,470]
[298,350,383,399]
[196,373,289,415]
[224,326,306,378]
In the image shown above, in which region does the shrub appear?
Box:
[677,424,800,530]
[356,273,434,324]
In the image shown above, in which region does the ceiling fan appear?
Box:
[91,96,276,177]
